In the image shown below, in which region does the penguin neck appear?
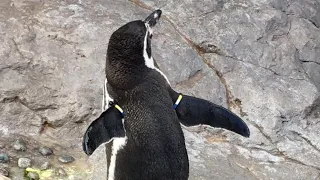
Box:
[105,53,152,90]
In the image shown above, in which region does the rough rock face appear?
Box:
[0,0,319,179]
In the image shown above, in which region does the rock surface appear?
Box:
[17,158,31,169]
[27,171,40,180]
[0,154,9,163]
[58,155,75,164]
[12,139,27,152]
[40,161,50,170]
[0,0,319,179]
[38,146,53,156]
[0,167,9,177]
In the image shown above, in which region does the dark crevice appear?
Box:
[231,98,248,117]
[300,60,320,66]
[74,113,90,124]
[188,69,202,79]
[304,97,320,119]
[300,135,320,154]
[289,130,320,154]
[1,95,57,112]
[284,157,320,171]
[307,18,319,29]
[197,41,225,55]
[174,69,204,88]
[12,38,28,60]
[293,48,313,82]
[250,121,274,144]
[39,120,55,134]
[11,38,35,75]
[0,65,14,73]
[0,96,19,103]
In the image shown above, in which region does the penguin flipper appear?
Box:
[82,105,125,155]
[169,89,250,138]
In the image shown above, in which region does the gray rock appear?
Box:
[0,0,320,179]
[0,167,9,177]
[38,146,53,156]
[0,153,9,163]
[27,171,40,180]
[58,155,75,164]
[40,162,50,170]
[18,158,31,168]
[13,139,27,151]
[55,167,67,176]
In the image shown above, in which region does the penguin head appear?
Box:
[107,9,162,67]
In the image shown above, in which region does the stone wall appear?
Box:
[0,0,319,179]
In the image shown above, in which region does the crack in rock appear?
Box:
[174,70,204,88]
[290,130,320,154]
[129,0,320,174]
[284,156,320,171]
[129,0,234,110]
[1,96,57,112]
[301,60,320,66]
[39,120,56,134]
[304,97,320,119]
[0,96,57,134]
[203,59,233,109]
[234,162,261,180]
[130,0,153,11]
[12,38,31,61]
[237,143,320,171]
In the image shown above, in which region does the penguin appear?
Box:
[82,9,250,180]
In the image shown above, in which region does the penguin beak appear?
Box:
[144,9,162,28]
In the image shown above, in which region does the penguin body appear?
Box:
[83,10,250,180]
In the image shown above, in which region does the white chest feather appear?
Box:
[107,135,128,180]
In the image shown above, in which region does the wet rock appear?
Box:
[27,171,40,180]
[40,161,50,170]
[13,139,27,151]
[58,155,75,164]
[0,153,9,163]
[18,158,32,168]
[0,167,9,177]
[38,146,53,156]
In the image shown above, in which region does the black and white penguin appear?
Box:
[83,9,250,180]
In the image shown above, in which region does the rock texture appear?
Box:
[0,0,319,179]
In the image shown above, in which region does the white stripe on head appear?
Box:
[143,23,154,69]
[102,78,114,112]
[143,23,171,85]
